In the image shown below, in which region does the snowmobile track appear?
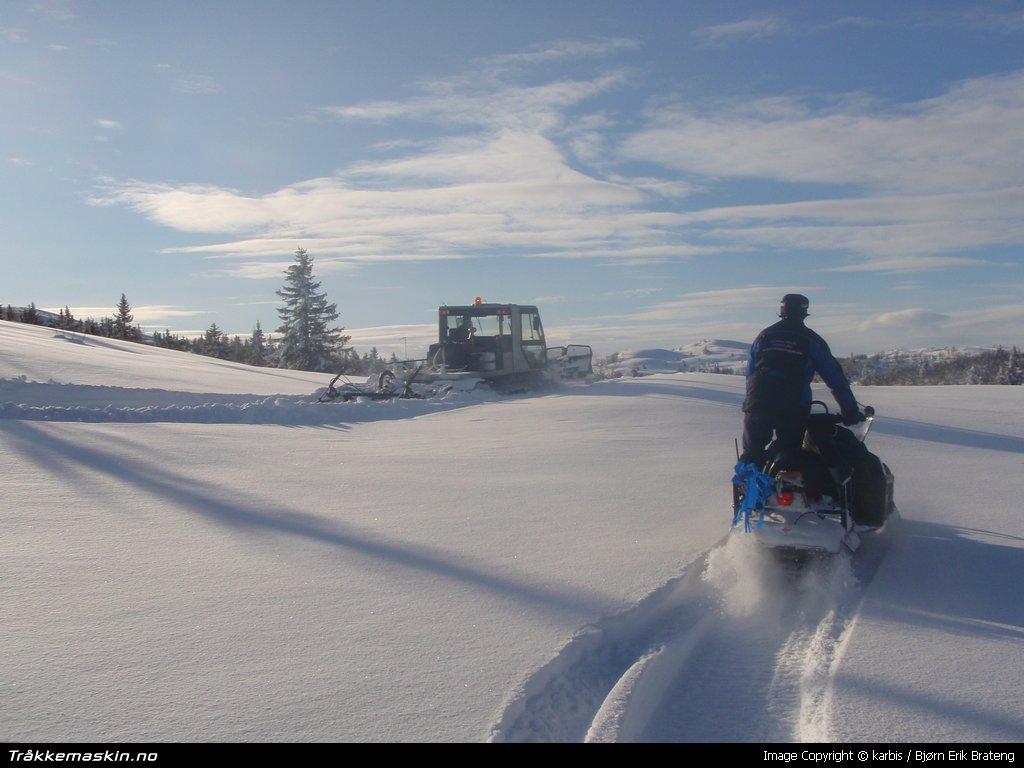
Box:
[489,518,898,743]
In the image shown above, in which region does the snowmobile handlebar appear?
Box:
[808,401,875,426]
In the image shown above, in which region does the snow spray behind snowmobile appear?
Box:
[731,401,897,561]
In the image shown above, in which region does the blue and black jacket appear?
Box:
[743,317,858,418]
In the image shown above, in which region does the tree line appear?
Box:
[590,348,1023,386]
[2,249,397,376]
[837,347,1023,386]
[6,250,1021,385]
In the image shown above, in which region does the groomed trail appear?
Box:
[489,519,899,743]
[0,377,497,425]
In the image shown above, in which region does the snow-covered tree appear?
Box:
[275,248,351,371]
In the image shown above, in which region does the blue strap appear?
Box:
[732,461,773,531]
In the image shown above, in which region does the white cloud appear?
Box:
[858,308,950,331]
[819,301,1024,356]
[623,73,1024,196]
[90,43,1024,287]
[87,127,696,274]
[60,305,208,323]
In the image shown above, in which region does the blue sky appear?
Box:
[3,0,1023,359]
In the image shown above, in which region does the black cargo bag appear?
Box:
[831,426,894,526]
[851,453,894,526]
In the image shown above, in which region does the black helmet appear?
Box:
[779,293,809,319]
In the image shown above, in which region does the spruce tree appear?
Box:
[275,248,350,371]
[248,321,268,366]
[22,302,40,325]
[113,294,136,340]
[202,322,227,358]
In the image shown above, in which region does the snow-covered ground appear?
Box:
[2,319,1023,744]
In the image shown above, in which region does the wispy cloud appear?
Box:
[316,72,631,134]
[1,26,28,42]
[859,307,950,331]
[174,73,221,95]
[91,42,1024,286]
[153,63,221,95]
[692,16,789,47]
[311,37,635,135]
[633,286,803,321]
[29,0,76,24]
[483,37,640,69]
[960,7,1024,33]
[828,255,1007,273]
[88,123,705,274]
[622,71,1024,195]
[620,70,1024,269]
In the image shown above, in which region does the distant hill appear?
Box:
[595,339,749,378]
[595,340,1022,386]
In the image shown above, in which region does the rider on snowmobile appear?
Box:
[739,294,864,471]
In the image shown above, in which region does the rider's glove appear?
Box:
[841,408,863,426]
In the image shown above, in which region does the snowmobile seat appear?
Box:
[766,448,837,502]
[768,449,831,486]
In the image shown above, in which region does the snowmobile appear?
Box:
[731,401,896,562]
